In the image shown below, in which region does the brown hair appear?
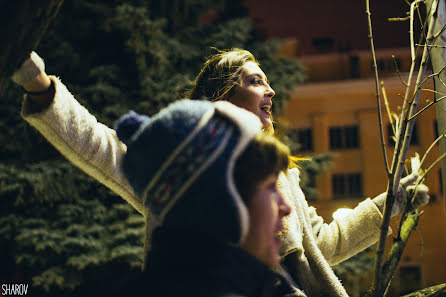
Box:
[190,48,305,168]
[188,48,258,101]
[234,133,290,203]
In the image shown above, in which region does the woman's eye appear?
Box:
[251,78,262,85]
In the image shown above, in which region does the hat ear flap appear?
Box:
[115,111,151,145]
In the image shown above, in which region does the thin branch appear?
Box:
[366,0,390,179]
[382,82,396,137]
[420,131,446,168]
[392,55,409,86]
[419,151,446,183]
[439,73,446,86]
[389,16,410,21]
[421,88,446,96]
[432,21,446,40]
[410,1,425,61]
[368,0,397,291]
[416,43,446,48]
[409,94,446,120]
[416,63,446,90]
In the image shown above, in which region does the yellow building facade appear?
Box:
[278,48,446,295]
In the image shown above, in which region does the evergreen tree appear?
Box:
[0,0,312,295]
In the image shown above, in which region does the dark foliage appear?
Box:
[0,0,314,295]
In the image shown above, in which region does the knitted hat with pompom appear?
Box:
[115,99,262,263]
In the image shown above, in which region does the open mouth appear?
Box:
[260,104,271,114]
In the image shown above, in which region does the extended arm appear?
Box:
[283,168,429,266]
[12,52,144,214]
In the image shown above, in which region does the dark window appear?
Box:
[312,37,334,53]
[332,173,363,198]
[387,123,418,146]
[287,128,313,152]
[349,55,360,79]
[329,125,359,150]
[374,57,401,73]
[399,266,422,295]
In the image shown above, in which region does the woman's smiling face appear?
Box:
[228,61,276,129]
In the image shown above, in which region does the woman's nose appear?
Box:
[266,84,275,98]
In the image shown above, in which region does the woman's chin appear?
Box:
[261,117,272,130]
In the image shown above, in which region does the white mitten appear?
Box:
[11,51,46,87]
[373,155,430,216]
[407,183,430,210]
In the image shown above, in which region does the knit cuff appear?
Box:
[11,51,45,87]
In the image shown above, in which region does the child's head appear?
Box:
[234,133,289,202]
[115,99,290,268]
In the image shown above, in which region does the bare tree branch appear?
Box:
[392,55,409,86]
[409,94,446,120]
[365,0,390,181]
[372,1,439,296]
[420,131,446,168]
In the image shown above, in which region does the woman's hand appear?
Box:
[373,171,430,216]
[12,52,51,92]
[11,52,54,106]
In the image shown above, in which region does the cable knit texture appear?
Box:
[22,77,387,297]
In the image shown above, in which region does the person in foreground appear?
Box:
[11,49,430,296]
[114,99,296,296]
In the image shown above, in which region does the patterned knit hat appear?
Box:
[115,99,262,250]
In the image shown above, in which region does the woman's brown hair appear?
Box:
[188,48,258,101]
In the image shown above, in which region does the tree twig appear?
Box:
[416,43,446,48]
[420,131,446,168]
[392,55,409,86]
[382,82,396,137]
[389,16,410,22]
[409,94,446,120]
[365,0,390,180]
[419,151,446,183]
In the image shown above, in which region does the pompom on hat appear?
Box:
[115,99,262,266]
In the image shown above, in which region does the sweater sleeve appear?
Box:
[286,168,384,266]
[21,76,144,214]
[308,199,383,265]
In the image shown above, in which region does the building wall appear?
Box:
[278,69,446,292]
[244,0,414,55]
[243,0,445,291]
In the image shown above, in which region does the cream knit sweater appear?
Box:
[22,76,385,297]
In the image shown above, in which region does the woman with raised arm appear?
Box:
[11,49,429,297]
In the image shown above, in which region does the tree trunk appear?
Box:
[428,0,446,222]
[0,0,64,93]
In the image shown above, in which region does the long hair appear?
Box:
[189,48,305,167]
[188,48,258,101]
